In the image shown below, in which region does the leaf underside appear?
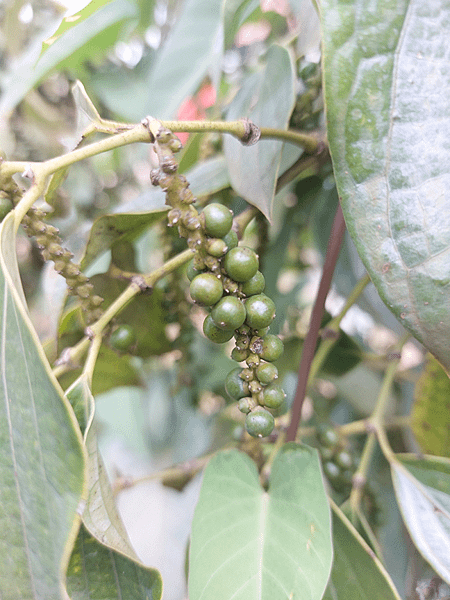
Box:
[321,0,450,372]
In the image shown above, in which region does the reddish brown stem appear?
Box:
[285,203,346,442]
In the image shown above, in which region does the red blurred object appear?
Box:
[175,83,217,144]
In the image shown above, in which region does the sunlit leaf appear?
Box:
[0,212,86,597]
[323,502,401,600]
[40,0,114,58]
[0,0,136,117]
[412,354,450,458]
[321,0,450,372]
[224,44,296,220]
[189,444,333,600]
[391,454,450,584]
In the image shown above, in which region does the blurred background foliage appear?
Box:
[0,1,446,598]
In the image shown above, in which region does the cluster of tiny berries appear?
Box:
[149,126,285,437]
[21,206,103,322]
[188,203,286,438]
[316,424,357,493]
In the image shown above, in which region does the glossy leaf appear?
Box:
[224,44,296,221]
[0,212,86,597]
[66,524,163,600]
[0,0,136,117]
[391,454,450,584]
[323,503,401,600]
[40,0,114,58]
[94,0,225,121]
[189,443,333,600]
[412,354,450,457]
[321,0,450,372]
[80,208,169,270]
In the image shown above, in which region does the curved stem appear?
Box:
[285,203,346,442]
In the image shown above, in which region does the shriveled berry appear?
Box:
[238,397,256,414]
[222,230,238,250]
[256,362,278,385]
[223,246,259,283]
[211,296,246,330]
[202,203,233,238]
[190,273,223,305]
[260,334,284,361]
[110,324,136,352]
[245,294,276,329]
[262,384,285,409]
[225,368,249,400]
[241,271,265,296]
[245,408,274,438]
[203,315,234,344]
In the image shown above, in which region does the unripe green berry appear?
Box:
[334,450,354,471]
[225,368,249,400]
[202,203,233,238]
[231,347,250,362]
[323,461,340,481]
[223,246,259,282]
[190,273,223,305]
[238,397,257,414]
[186,259,205,281]
[260,334,284,361]
[245,408,274,438]
[203,315,234,344]
[0,197,13,221]
[241,271,265,296]
[206,238,228,257]
[110,324,136,352]
[222,230,238,250]
[256,362,278,385]
[211,296,246,330]
[245,294,276,329]
[262,384,285,409]
[318,424,339,448]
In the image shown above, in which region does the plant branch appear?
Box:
[285,203,346,442]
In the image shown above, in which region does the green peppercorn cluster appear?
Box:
[149,124,285,438]
[316,424,357,493]
[21,206,103,322]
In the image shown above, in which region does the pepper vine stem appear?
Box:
[285,203,347,442]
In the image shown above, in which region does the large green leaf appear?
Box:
[224,44,296,221]
[0,0,136,117]
[93,0,225,121]
[411,354,450,458]
[391,454,450,584]
[321,1,450,372]
[189,444,333,600]
[66,525,162,600]
[323,503,401,600]
[0,212,86,598]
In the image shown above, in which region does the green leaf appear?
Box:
[189,443,333,600]
[80,208,169,270]
[411,354,450,458]
[0,0,137,117]
[66,524,163,600]
[187,155,231,197]
[224,44,296,221]
[391,454,450,584]
[40,0,114,58]
[323,502,401,600]
[321,1,450,373]
[94,0,225,121]
[0,212,86,597]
